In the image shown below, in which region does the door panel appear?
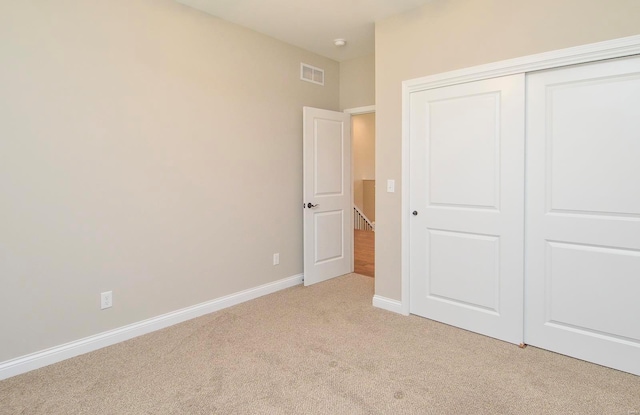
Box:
[428,93,500,209]
[428,230,500,313]
[314,118,345,195]
[410,74,525,345]
[314,211,344,264]
[545,74,640,216]
[525,56,640,375]
[303,107,352,286]
[544,242,640,341]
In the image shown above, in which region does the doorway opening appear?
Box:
[351,111,375,278]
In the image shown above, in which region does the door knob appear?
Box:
[307,203,319,209]
[412,211,418,216]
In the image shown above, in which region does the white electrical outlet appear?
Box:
[273,253,280,266]
[101,291,113,310]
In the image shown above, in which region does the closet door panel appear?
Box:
[410,74,525,345]
[525,56,640,376]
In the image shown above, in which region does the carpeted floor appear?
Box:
[1,274,639,414]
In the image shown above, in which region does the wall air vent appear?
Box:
[300,63,324,86]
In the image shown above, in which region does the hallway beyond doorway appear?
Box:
[354,229,374,277]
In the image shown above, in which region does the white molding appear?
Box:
[401,81,411,316]
[372,295,407,315]
[343,105,375,115]
[0,274,303,380]
[401,34,640,317]
[404,34,640,92]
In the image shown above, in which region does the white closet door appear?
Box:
[525,56,640,375]
[410,74,525,345]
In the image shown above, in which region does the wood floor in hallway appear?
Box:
[354,229,374,278]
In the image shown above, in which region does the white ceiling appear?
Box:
[176,0,432,62]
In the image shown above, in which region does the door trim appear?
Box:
[344,105,375,115]
[400,34,640,316]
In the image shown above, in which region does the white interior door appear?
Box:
[303,107,352,286]
[525,56,640,375]
[409,75,525,344]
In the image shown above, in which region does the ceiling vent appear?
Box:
[300,63,324,86]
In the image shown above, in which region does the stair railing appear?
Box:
[353,205,375,231]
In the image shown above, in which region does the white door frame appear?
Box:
[400,34,640,315]
[344,105,376,115]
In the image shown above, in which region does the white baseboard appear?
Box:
[372,295,406,315]
[0,274,303,381]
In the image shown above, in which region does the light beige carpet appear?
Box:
[1,274,639,414]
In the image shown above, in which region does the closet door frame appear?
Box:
[398,34,640,316]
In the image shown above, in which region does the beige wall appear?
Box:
[340,54,375,110]
[375,0,640,300]
[0,0,339,362]
[352,113,376,216]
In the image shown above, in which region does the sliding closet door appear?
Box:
[525,56,640,375]
[409,74,525,345]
